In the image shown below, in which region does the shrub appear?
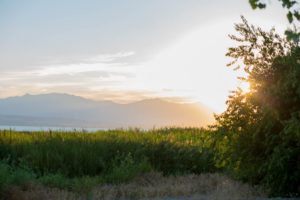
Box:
[213,17,300,197]
[103,152,152,184]
[0,158,36,189]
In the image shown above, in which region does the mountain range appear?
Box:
[0,93,215,128]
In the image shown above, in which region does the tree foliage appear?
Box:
[249,0,300,42]
[213,16,300,197]
[249,0,300,23]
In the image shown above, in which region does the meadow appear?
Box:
[1,125,298,199]
[0,128,218,195]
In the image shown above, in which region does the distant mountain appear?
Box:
[0,93,215,128]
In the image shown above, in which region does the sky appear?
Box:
[0,0,296,112]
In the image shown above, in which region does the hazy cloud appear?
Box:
[0,52,138,99]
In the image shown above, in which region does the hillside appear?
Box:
[0,93,215,128]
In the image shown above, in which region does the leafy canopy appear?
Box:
[249,0,300,42]
[249,0,300,23]
[213,16,300,197]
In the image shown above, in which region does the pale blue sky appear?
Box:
[0,0,226,69]
[0,0,296,112]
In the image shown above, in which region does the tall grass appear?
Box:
[0,128,216,190]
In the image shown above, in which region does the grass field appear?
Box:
[0,128,223,196]
[0,128,267,199]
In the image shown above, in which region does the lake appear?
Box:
[0,125,108,132]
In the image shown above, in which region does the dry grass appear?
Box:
[1,183,82,200]
[93,172,265,200]
[1,173,266,200]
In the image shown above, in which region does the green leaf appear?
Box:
[249,0,265,9]
[257,3,266,9]
[284,30,300,42]
[249,0,258,9]
[285,30,294,41]
[282,0,297,9]
[294,11,300,21]
[287,11,293,23]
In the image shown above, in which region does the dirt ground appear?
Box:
[2,172,295,200]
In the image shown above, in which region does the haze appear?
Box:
[0,0,290,113]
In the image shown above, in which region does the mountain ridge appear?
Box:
[0,93,215,128]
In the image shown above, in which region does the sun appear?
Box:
[239,81,251,94]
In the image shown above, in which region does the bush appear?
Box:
[213,17,300,197]
[0,159,36,189]
[103,152,152,184]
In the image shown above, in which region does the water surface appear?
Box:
[0,125,107,132]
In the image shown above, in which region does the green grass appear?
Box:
[0,128,216,192]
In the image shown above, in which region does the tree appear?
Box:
[213,16,300,197]
[249,0,300,42]
[249,0,300,23]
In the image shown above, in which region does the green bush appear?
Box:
[213,17,300,197]
[103,152,152,184]
[0,159,36,189]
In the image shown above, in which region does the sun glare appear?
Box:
[132,20,249,113]
[239,81,251,94]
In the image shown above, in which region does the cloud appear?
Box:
[36,63,121,76]
[0,52,142,100]
[26,52,135,78]
[0,51,136,79]
[0,50,136,72]
[86,52,136,63]
[82,89,160,103]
